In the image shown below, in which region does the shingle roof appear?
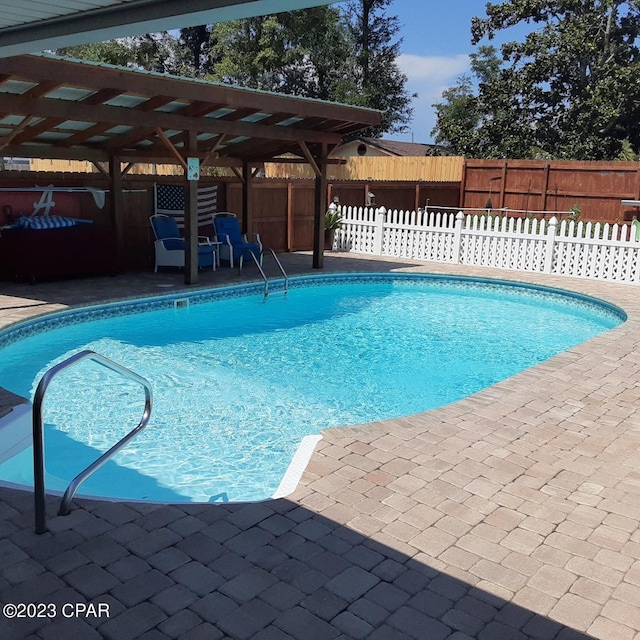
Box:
[359,137,454,156]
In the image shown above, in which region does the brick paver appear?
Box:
[1,254,640,639]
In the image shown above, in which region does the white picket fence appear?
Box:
[333,206,640,284]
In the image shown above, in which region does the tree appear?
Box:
[277,8,352,101]
[54,40,135,67]
[341,0,414,138]
[54,33,182,74]
[433,1,640,160]
[208,8,351,97]
[130,33,182,74]
[53,3,414,138]
[178,26,216,77]
[209,16,290,91]
[209,2,414,137]
[208,7,353,101]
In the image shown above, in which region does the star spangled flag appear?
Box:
[155,184,184,212]
[154,183,218,229]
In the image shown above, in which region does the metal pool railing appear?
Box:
[238,247,289,301]
[32,350,153,534]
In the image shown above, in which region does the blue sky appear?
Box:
[380,0,523,144]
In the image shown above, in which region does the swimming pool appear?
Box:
[0,273,625,503]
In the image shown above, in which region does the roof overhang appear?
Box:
[0,0,337,58]
[0,54,381,166]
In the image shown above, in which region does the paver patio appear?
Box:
[0,252,639,640]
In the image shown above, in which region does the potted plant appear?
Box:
[324,205,342,250]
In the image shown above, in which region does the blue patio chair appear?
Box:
[213,213,262,268]
[149,214,215,273]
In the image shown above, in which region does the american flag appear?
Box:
[154,183,217,230]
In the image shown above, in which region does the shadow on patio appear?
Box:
[0,492,593,640]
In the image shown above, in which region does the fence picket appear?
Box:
[334,205,640,284]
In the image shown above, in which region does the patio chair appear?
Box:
[149,214,215,273]
[213,213,262,268]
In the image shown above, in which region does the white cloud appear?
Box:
[395,53,470,143]
[398,53,469,84]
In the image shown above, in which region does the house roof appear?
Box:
[0,0,337,58]
[357,137,454,157]
[0,53,381,166]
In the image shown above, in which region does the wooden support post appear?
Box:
[241,160,251,233]
[184,130,198,284]
[499,161,507,209]
[109,155,124,272]
[313,144,328,269]
[542,163,550,211]
[287,180,293,251]
[459,160,467,209]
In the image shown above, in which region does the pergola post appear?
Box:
[241,160,252,233]
[109,154,124,272]
[184,130,199,284]
[312,144,328,269]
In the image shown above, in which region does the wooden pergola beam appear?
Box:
[201,133,227,168]
[0,114,35,151]
[0,93,344,146]
[231,167,245,183]
[299,141,321,177]
[0,55,382,128]
[1,143,108,162]
[155,127,188,171]
[91,160,109,177]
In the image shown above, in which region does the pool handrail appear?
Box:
[238,247,288,301]
[32,349,153,534]
[267,248,289,296]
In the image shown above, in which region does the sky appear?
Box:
[382,0,523,144]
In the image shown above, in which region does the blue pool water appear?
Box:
[0,274,624,503]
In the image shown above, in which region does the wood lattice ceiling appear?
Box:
[0,54,381,167]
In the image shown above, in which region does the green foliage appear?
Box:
[55,40,135,67]
[55,33,183,74]
[340,0,415,137]
[209,16,289,90]
[53,3,414,138]
[208,2,413,137]
[324,208,343,230]
[432,1,640,160]
[617,139,639,161]
[177,26,216,77]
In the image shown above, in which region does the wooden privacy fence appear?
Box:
[463,159,640,223]
[335,206,640,284]
[27,159,185,175]
[266,155,465,182]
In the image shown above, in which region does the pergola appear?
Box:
[0,54,380,282]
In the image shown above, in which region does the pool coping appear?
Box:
[0,270,626,502]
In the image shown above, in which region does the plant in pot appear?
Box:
[324,205,342,250]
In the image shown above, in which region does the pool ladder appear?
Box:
[239,247,289,301]
[32,350,153,534]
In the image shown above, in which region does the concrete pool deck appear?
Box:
[0,252,639,640]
